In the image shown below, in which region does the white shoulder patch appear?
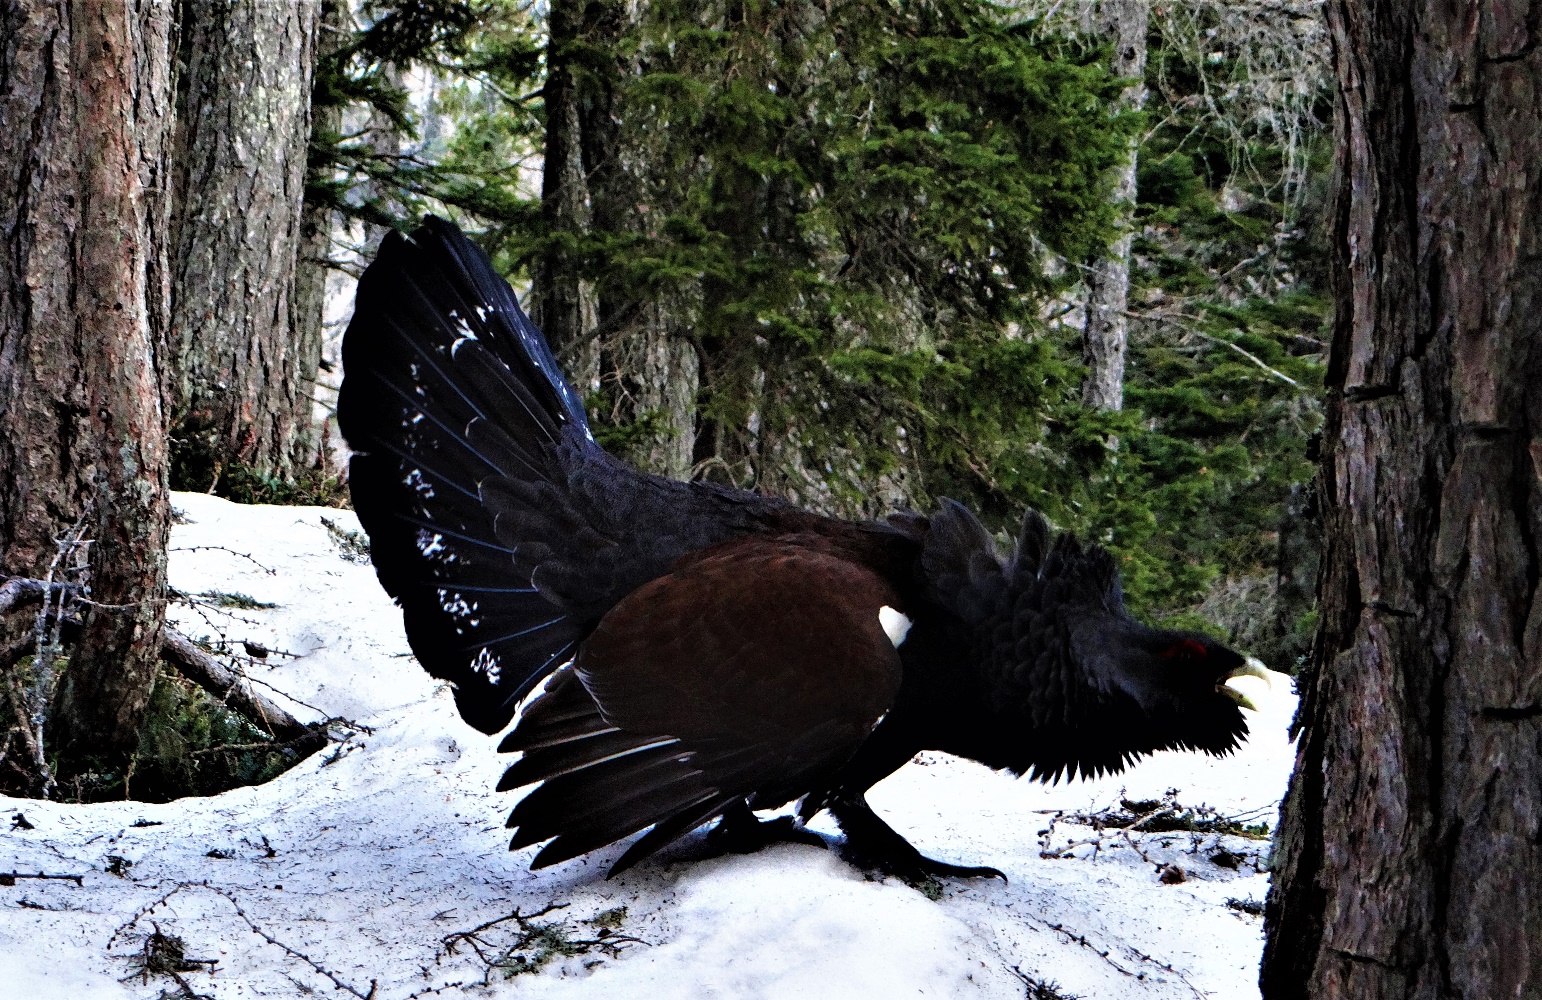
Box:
[878,605,912,648]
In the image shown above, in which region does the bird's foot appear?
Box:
[828,793,1007,889]
[704,803,828,857]
[842,839,1007,887]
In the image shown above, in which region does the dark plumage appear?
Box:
[338,217,1267,880]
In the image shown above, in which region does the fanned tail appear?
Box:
[338,217,595,733]
[341,216,797,737]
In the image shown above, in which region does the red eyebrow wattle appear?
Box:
[1160,638,1209,660]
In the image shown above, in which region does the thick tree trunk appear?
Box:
[1081,0,1147,412]
[0,0,177,755]
[618,303,699,480]
[592,32,699,484]
[1261,3,1542,998]
[168,0,320,490]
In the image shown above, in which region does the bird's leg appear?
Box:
[829,794,1006,882]
[704,800,828,856]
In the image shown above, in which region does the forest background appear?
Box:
[10,5,1540,994]
[0,0,1331,800]
[301,0,1331,663]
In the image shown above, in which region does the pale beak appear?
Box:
[1230,657,1272,685]
[1220,657,1271,711]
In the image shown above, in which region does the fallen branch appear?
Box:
[0,870,86,886]
[3,582,325,751]
[160,631,326,753]
[1,577,327,759]
[0,578,78,616]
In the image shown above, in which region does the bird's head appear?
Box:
[1067,616,1269,759]
[919,500,1268,780]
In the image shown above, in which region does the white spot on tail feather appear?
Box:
[469,647,501,685]
[878,606,911,648]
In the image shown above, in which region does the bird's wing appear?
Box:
[498,535,906,874]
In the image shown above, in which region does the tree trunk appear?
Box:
[532,0,597,364]
[0,0,178,755]
[538,0,697,478]
[1261,3,1542,998]
[294,0,349,469]
[1081,0,1147,412]
[168,0,320,490]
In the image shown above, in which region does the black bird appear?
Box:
[337,217,1267,880]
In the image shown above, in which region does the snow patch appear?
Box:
[2,492,1299,999]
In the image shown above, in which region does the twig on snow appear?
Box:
[204,884,379,1000]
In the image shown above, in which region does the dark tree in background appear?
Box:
[535,0,701,479]
[0,0,178,756]
[168,0,322,490]
[530,0,600,364]
[293,0,352,442]
[1262,1,1542,996]
[1080,0,1147,413]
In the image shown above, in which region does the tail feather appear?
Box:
[494,663,613,752]
[507,744,703,837]
[496,730,681,789]
[529,787,723,870]
[499,668,742,874]
[607,794,741,877]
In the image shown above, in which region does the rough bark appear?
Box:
[168,0,320,489]
[616,303,700,480]
[1081,0,1147,412]
[597,57,699,483]
[1267,479,1321,668]
[1261,3,1542,998]
[0,0,178,753]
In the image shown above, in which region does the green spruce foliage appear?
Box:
[545,0,1136,509]
[1108,18,1328,654]
[314,0,1330,658]
[307,0,544,237]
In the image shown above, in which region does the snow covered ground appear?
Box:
[2,492,1299,999]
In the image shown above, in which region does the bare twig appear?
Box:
[0,578,78,615]
[108,884,198,951]
[439,903,643,986]
[1191,330,1300,386]
[15,509,94,797]
[167,546,278,575]
[204,884,378,1000]
[1130,309,1301,386]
